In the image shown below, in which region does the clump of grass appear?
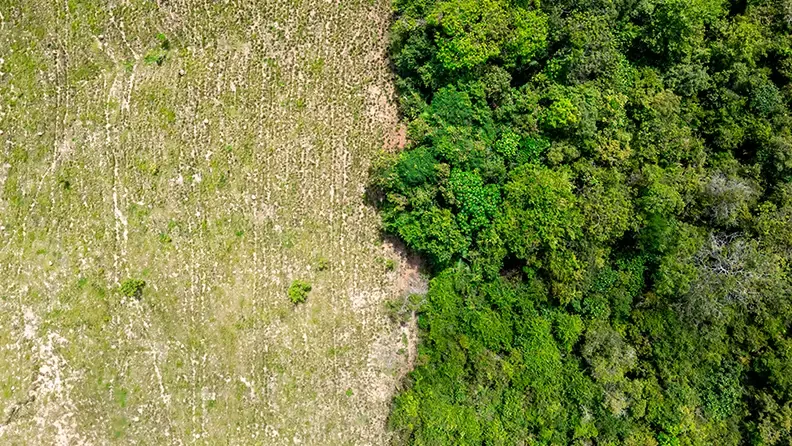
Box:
[57,176,71,190]
[377,257,396,271]
[316,256,330,271]
[120,278,146,300]
[309,58,325,76]
[288,280,312,304]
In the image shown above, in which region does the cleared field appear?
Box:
[0,0,416,444]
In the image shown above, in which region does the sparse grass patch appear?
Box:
[308,58,325,76]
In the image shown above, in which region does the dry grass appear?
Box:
[0,0,418,444]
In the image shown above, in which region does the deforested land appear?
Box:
[0,0,416,444]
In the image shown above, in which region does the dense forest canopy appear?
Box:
[373,0,792,444]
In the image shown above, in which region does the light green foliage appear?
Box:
[390,208,468,268]
[143,33,170,65]
[447,169,499,234]
[287,280,312,304]
[501,164,581,255]
[429,0,547,71]
[493,130,519,158]
[542,93,579,129]
[119,279,146,299]
[553,311,584,353]
[577,165,634,243]
[582,323,637,384]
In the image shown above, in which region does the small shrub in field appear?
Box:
[288,280,312,304]
[120,279,146,299]
[317,257,330,271]
[144,33,170,66]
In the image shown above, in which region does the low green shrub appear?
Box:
[288,280,312,304]
[120,279,145,299]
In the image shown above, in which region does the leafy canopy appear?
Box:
[375,0,792,444]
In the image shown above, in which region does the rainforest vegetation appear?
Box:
[373,0,792,444]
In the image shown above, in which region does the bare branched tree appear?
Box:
[678,232,786,325]
[702,174,759,227]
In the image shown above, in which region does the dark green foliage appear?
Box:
[378,0,792,444]
[287,280,311,304]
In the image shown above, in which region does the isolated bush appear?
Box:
[288,280,311,304]
[120,279,146,300]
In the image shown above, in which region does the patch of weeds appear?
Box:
[57,176,71,190]
[129,203,150,222]
[166,220,182,237]
[135,159,160,175]
[159,232,172,244]
[288,280,311,304]
[309,58,325,76]
[156,32,170,50]
[377,257,396,271]
[119,278,146,300]
[327,345,351,357]
[111,416,129,439]
[159,106,176,124]
[144,49,167,66]
[144,33,170,66]
[123,58,135,72]
[316,256,330,271]
[281,231,296,249]
[114,387,128,408]
[345,388,353,397]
